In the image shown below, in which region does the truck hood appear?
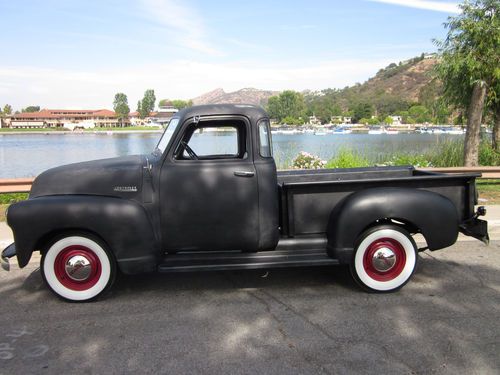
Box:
[30,155,145,200]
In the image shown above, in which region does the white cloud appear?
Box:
[139,0,220,55]
[0,59,393,109]
[368,0,460,13]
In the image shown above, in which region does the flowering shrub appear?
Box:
[292,151,326,169]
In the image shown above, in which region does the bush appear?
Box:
[326,149,370,168]
[479,140,500,166]
[385,154,432,168]
[292,151,326,169]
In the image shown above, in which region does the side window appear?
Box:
[176,119,247,160]
[258,120,272,157]
[186,127,238,157]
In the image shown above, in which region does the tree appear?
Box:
[159,99,193,110]
[139,89,156,119]
[350,102,373,123]
[3,104,12,115]
[488,81,500,150]
[113,93,130,127]
[408,105,432,123]
[383,116,393,125]
[21,106,40,113]
[266,90,305,123]
[435,0,500,165]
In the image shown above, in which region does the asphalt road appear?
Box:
[0,239,499,375]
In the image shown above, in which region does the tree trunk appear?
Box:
[493,104,500,152]
[464,81,487,166]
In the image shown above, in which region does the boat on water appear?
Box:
[368,127,384,135]
[314,131,327,136]
[385,127,399,135]
[332,127,352,135]
[418,126,465,135]
[446,128,465,135]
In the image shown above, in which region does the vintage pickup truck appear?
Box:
[2,104,489,301]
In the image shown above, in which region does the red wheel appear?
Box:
[53,245,102,291]
[41,235,115,301]
[351,225,417,292]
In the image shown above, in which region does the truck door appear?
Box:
[159,117,259,252]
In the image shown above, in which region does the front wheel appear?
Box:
[350,225,418,292]
[41,235,116,301]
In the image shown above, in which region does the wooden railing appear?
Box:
[420,166,500,179]
[0,167,499,193]
[0,178,35,193]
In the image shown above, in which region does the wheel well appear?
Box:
[36,229,111,255]
[362,218,420,237]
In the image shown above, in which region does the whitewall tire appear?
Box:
[351,226,418,292]
[41,235,115,301]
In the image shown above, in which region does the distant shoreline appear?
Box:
[0,129,163,135]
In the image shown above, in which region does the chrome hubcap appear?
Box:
[65,255,92,281]
[372,247,396,272]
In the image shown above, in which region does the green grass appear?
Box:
[476,180,500,204]
[322,139,500,169]
[0,194,28,222]
[325,149,370,169]
[384,153,432,168]
[0,193,28,204]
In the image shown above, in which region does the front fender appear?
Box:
[327,188,459,262]
[7,195,159,274]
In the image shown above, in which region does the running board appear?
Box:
[157,248,339,273]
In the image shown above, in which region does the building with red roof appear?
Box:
[9,109,123,128]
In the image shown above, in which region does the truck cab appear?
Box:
[156,106,279,253]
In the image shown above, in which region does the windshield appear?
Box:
[155,118,180,154]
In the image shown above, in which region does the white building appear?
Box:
[308,115,321,125]
[331,116,352,124]
[390,116,403,126]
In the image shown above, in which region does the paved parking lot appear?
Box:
[1,237,499,374]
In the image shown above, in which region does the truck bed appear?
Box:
[277,166,479,237]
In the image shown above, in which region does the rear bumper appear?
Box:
[1,243,16,271]
[459,206,489,245]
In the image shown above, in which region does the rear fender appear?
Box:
[327,188,459,263]
[7,196,160,274]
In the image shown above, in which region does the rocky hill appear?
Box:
[347,56,439,103]
[191,88,279,106]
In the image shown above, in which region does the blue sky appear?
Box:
[0,0,460,109]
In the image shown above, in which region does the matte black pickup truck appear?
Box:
[2,104,488,301]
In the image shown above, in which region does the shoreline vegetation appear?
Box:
[0,126,163,135]
[274,139,499,170]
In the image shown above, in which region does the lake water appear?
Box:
[0,132,464,178]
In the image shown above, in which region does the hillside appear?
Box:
[191,88,279,106]
[345,56,439,103]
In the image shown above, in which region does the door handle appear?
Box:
[234,171,255,177]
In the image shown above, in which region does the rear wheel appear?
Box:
[350,225,418,292]
[41,234,116,301]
